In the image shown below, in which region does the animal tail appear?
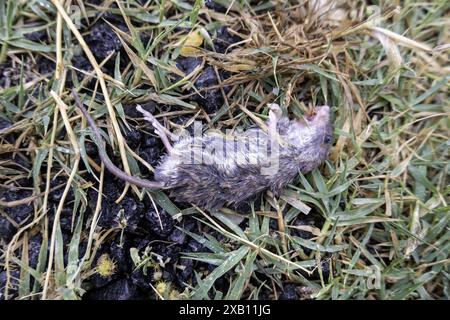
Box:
[71,89,164,190]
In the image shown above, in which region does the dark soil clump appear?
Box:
[176,57,230,114]
[86,22,125,62]
[214,27,240,53]
[279,283,299,300]
[84,277,145,300]
[205,0,227,13]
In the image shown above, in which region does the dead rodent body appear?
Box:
[74,92,333,210]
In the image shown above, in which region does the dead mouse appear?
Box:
[73,90,333,210]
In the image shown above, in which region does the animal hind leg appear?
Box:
[136,105,175,153]
[267,103,282,138]
[154,128,174,153]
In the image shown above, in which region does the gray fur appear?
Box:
[75,90,333,210]
[153,106,333,209]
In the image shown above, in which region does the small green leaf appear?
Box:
[192,246,249,299]
[226,251,257,300]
